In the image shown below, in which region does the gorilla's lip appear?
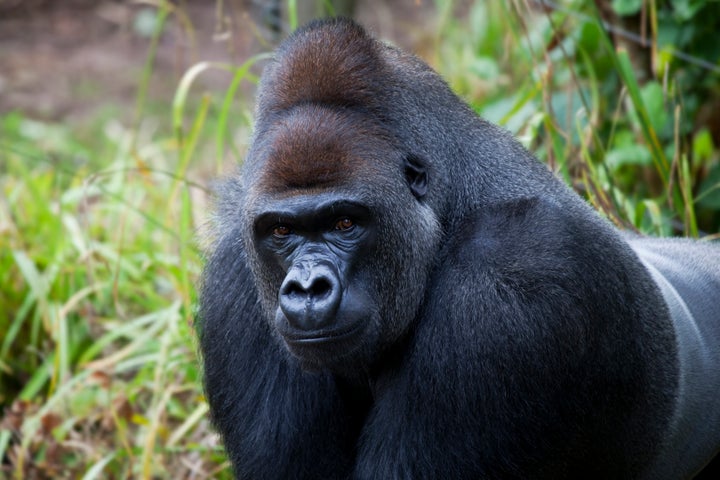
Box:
[282,320,365,345]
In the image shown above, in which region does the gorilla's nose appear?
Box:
[279,262,341,331]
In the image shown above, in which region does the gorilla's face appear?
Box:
[251,192,382,370]
[242,107,442,372]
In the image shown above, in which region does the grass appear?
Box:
[1,115,227,477]
[0,4,238,475]
[1,1,719,478]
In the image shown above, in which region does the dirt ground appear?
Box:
[0,0,438,123]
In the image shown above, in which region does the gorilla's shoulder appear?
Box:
[445,197,614,278]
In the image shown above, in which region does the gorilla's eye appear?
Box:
[273,225,292,237]
[334,218,355,231]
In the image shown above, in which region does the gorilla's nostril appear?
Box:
[283,280,304,297]
[309,278,331,298]
[282,277,332,299]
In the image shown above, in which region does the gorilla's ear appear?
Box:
[404,155,428,200]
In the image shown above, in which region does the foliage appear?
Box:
[0,3,236,477]
[0,107,231,478]
[434,0,720,236]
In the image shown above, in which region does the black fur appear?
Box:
[198,18,720,479]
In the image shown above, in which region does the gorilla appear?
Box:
[198,18,720,479]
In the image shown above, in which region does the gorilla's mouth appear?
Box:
[280,318,370,369]
[281,318,365,345]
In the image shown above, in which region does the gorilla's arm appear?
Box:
[198,231,357,479]
[356,198,677,480]
[630,238,720,479]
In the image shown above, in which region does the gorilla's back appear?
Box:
[629,238,720,479]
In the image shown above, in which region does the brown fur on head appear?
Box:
[244,17,461,225]
[257,18,386,115]
[255,105,395,195]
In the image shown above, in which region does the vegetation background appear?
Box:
[1,0,719,478]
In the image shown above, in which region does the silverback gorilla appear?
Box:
[198,18,720,479]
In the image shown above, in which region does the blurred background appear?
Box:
[1,0,719,478]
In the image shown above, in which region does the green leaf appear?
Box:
[640,81,668,133]
[606,144,653,170]
[469,57,500,80]
[672,0,705,20]
[615,49,670,183]
[697,164,720,209]
[611,0,642,16]
[693,128,714,162]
